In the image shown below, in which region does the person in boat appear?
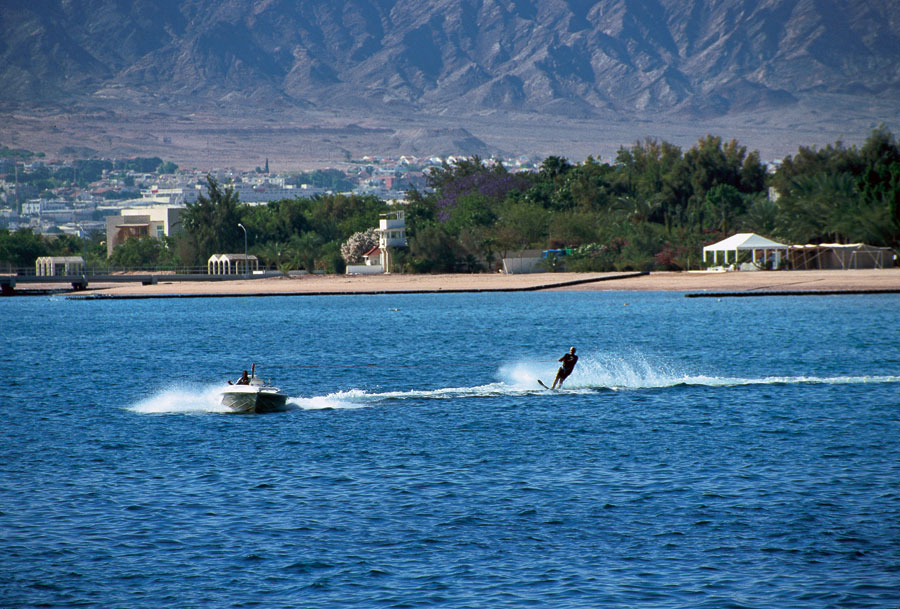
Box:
[229,370,251,385]
[551,346,578,389]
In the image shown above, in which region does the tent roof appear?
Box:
[36,256,85,263]
[809,243,893,250]
[208,253,259,262]
[703,233,788,253]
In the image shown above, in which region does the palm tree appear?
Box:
[742,194,780,237]
[777,173,856,243]
[612,195,661,225]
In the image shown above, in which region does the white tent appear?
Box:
[788,243,894,270]
[702,233,789,268]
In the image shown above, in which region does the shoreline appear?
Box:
[4,268,897,299]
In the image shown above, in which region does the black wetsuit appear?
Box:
[557,353,578,380]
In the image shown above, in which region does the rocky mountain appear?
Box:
[2,0,898,121]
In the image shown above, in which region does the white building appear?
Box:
[224,180,317,204]
[345,210,407,275]
[375,210,407,273]
[105,205,184,257]
[137,186,200,206]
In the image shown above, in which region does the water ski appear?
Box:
[537,379,552,390]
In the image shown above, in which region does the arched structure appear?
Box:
[207,254,259,275]
[35,256,85,276]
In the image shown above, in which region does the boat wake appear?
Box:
[127,355,900,413]
[510,353,900,392]
[289,383,548,410]
[289,354,900,410]
[129,384,243,414]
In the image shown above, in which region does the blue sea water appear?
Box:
[2,291,899,608]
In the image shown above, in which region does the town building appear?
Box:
[105,205,184,257]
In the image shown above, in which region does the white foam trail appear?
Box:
[129,384,231,414]
[128,357,900,414]
[288,382,544,410]
[289,389,374,410]
[290,357,900,411]
[679,374,900,388]
[498,352,678,390]
[499,354,900,391]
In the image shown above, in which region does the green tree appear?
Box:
[72,160,113,184]
[565,156,615,212]
[772,126,900,248]
[182,176,245,263]
[118,157,166,173]
[695,184,747,233]
[0,229,48,269]
[290,169,354,191]
[306,194,386,242]
[612,195,663,226]
[613,138,691,230]
[457,225,494,271]
[445,192,497,236]
[742,194,780,237]
[776,173,858,243]
[538,156,573,181]
[314,241,346,273]
[253,240,287,270]
[241,198,311,244]
[158,161,179,174]
[548,211,601,248]
[857,125,900,247]
[530,156,575,211]
[108,237,177,268]
[288,232,325,271]
[402,188,438,239]
[493,201,547,256]
[408,224,461,273]
[771,141,860,194]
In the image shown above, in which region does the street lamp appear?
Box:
[237,223,248,277]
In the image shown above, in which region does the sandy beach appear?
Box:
[12,268,898,298]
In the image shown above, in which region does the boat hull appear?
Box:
[221,387,288,414]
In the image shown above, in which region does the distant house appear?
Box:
[345,210,407,275]
[105,205,184,257]
[361,245,381,266]
[346,245,384,275]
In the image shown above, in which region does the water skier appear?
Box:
[551,347,578,389]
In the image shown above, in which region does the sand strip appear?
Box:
[4,268,898,299]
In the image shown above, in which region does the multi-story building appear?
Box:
[105,205,184,257]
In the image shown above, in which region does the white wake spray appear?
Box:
[498,350,683,390]
[128,383,234,414]
[128,353,900,414]
[498,351,900,391]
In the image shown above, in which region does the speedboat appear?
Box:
[220,365,288,414]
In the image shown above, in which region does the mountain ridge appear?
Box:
[3,0,899,119]
[2,0,899,167]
